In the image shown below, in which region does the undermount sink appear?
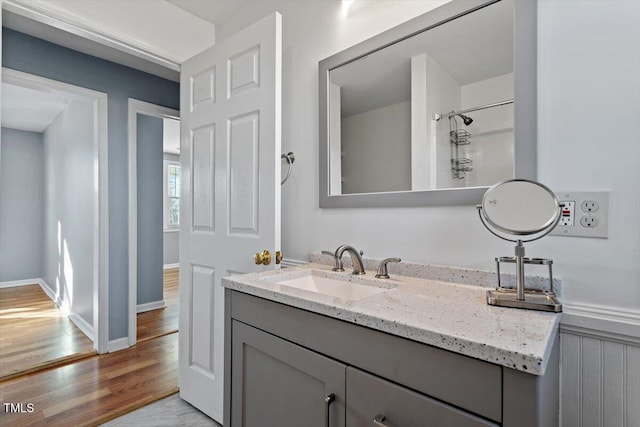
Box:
[266,270,393,301]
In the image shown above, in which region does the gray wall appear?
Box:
[0,128,44,282]
[43,98,95,326]
[163,152,180,266]
[2,28,180,340]
[137,114,163,305]
[341,101,411,194]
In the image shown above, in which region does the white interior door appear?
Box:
[179,12,282,422]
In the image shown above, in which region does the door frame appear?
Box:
[1,67,110,354]
[127,98,180,346]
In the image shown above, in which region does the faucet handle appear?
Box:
[321,250,344,272]
[375,258,401,279]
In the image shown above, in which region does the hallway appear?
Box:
[0,269,180,426]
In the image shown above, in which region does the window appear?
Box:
[164,160,180,230]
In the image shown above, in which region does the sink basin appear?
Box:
[266,270,392,301]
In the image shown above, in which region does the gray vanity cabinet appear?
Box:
[224,289,559,427]
[230,321,346,427]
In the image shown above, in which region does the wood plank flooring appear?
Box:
[0,333,179,426]
[0,284,95,381]
[137,268,179,342]
[1,269,182,426]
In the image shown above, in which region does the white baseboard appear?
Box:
[0,278,42,288]
[163,263,179,270]
[108,337,130,353]
[561,302,640,345]
[137,300,166,313]
[69,313,95,342]
[37,279,63,307]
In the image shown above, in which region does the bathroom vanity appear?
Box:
[222,264,560,427]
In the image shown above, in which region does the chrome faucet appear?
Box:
[375,258,401,279]
[334,245,366,275]
[321,250,344,272]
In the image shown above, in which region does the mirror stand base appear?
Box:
[486,288,562,313]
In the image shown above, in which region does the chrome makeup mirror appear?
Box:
[478,179,563,312]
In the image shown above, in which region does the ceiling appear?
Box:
[1,82,75,132]
[166,0,247,26]
[2,0,231,81]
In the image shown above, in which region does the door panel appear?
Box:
[229,112,260,235]
[179,12,282,422]
[191,126,215,231]
[189,265,215,374]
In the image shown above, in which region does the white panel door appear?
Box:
[179,12,281,423]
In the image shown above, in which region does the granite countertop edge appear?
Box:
[223,263,560,376]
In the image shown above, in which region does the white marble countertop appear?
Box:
[222,263,560,375]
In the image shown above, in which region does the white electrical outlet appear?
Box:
[551,191,609,238]
[559,201,575,226]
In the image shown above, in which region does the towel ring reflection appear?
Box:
[281,152,295,185]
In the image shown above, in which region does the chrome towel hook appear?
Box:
[281,152,295,185]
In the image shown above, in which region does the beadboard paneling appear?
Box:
[561,331,640,427]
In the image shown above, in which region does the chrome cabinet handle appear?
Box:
[325,393,336,427]
[373,414,395,427]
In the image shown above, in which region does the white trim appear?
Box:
[561,302,640,344]
[560,324,640,347]
[281,258,309,268]
[69,313,95,342]
[163,228,180,233]
[37,278,60,306]
[137,300,166,313]
[128,98,180,346]
[0,278,41,288]
[163,263,180,270]
[2,0,180,72]
[107,337,130,353]
[1,68,109,354]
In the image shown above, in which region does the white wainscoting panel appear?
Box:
[561,330,640,427]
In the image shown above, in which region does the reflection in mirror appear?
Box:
[328,0,514,195]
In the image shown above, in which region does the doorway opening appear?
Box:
[0,69,109,378]
[127,99,180,346]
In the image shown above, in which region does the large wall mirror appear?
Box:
[319,0,536,208]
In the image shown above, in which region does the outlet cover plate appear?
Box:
[551,191,609,238]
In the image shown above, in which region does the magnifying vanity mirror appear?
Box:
[319,0,537,208]
[478,179,563,312]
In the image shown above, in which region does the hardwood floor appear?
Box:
[0,333,178,426]
[137,268,179,342]
[0,284,95,381]
[0,269,183,426]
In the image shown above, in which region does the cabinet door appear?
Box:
[346,367,498,427]
[231,321,346,427]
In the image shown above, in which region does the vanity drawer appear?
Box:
[346,367,498,427]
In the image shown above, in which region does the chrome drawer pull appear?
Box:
[325,393,336,427]
[373,414,395,427]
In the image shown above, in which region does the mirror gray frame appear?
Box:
[319,0,537,208]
